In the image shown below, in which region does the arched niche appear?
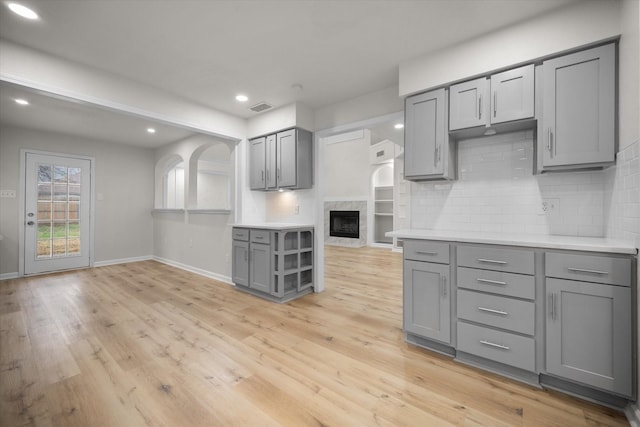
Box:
[155,154,185,209]
[189,140,234,211]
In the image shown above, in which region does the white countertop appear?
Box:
[386,229,638,255]
[233,223,314,230]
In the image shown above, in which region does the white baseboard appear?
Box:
[153,256,233,285]
[0,272,19,281]
[93,255,154,267]
[625,402,640,427]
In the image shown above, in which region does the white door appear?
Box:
[24,153,92,275]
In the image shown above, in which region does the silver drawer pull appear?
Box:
[567,267,608,275]
[478,307,508,316]
[477,258,507,265]
[416,251,437,256]
[480,340,510,350]
[476,278,507,286]
[255,236,264,240]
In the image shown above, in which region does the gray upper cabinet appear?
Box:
[249,137,266,190]
[449,77,489,131]
[404,88,455,181]
[404,260,451,344]
[540,43,615,171]
[265,134,277,189]
[249,128,313,190]
[491,64,535,124]
[450,65,534,131]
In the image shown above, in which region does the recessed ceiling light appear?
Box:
[235,94,249,102]
[7,2,39,20]
[147,128,156,134]
[15,98,29,105]
[394,123,404,129]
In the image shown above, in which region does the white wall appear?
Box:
[399,0,622,96]
[0,126,155,275]
[324,130,371,199]
[314,85,403,132]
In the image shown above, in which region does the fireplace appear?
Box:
[330,210,360,239]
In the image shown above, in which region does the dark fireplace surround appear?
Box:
[329,210,360,239]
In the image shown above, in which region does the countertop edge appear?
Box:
[233,223,315,230]
[387,229,638,255]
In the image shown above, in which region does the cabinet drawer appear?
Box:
[545,252,631,287]
[457,267,535,300]
[404,240,449,264]
[457,289,534,335]
[457,245,534,275]
[232,228,249,241]
[457,321,535,372]
[250,229,271,244]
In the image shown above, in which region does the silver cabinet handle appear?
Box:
[478,307,508,316]
[553,293,558,321]
[477,258,507,265]
[480,340,509,351]
[548,294,554,319]
[547,128,554,156]
[244,250,248,262]
[441,276,447,297]
[476,278,506,286]
[434,144,439,167]
[416,251,437,256]
[493,91,497,117]
[478,95,482,120]
[567,267,608,275]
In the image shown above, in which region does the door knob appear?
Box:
[27,221,35,226]
[27,212,34,217]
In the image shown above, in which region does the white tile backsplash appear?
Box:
[605,140,640,244]
[410,131,607,237]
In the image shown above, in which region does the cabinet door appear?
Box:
[541,44,615,168]
[250,243,271,293]
[403,260,451,344]
[546,278,632,396]
[249,137,266,190]
[265,134,277,189]
[490,64,534,124]
[404,89,447,179]
[277,129,297,188]
[232,240,249,287]
[449,77,489,130]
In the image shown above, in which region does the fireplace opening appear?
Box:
[330,210,360,239]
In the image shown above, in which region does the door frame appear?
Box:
[18,149,96,276]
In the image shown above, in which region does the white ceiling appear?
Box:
[0,0,579,146]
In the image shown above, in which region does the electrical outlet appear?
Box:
[0,190,16,198]
[541,198,559,215]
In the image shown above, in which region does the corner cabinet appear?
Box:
[249,128,313,191]
[539,43,615,171]
[404,88,455,181]
[232,226,314,303]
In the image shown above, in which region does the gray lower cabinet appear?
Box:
[249,128,313,191]
[232,226,314,303]
[403,240,451,344]
[545,252,633,397]
[404,88,455,181]
[540,43,615,171]
[231,240,249,287]
[249,241,271,293]
[400,237,636,404]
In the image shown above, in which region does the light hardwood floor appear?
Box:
[0,246,630,426]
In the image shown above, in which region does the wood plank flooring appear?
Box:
[0,246,630,426]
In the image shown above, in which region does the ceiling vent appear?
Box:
[249,102,273,113]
